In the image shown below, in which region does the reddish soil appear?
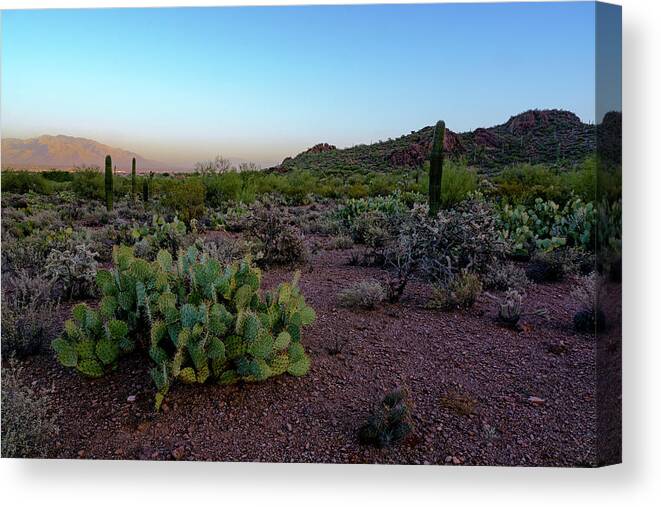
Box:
[18,244,620,466]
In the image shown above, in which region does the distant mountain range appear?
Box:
[274,109,618,173]
[1,110,620,174]
[1,135,167,172]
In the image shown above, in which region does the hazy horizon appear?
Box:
[2,2,609,167]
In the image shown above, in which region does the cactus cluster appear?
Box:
[52,244,315,410]
[52,304,131,377]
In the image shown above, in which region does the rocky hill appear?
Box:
[274,109,600,174]
[1,135,166,171]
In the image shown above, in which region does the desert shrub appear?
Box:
[336,192,407,232]
[525,250,565,283]
[349,210,397,247]
[327,234,354,250]
[571,274,606,333]
[553,247,595,276]
[161,177,206,223]
[52,245,316,409]
[337,280,386,310]
[428,272,482,310]
[70,168,105,200]
[1,170,54,194]
[1,271,59,359]
[45,243,99,299]
[438,162,478,209]
[358,388,412,448]
[483,262,531,292]
[42,169,74,182]
[1,363,59,458]
[247,205,308,266]
[199,235,251,265]
[377,200,503,302]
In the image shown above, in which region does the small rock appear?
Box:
[286,423,293,432]
[445,456,453,463]
[171,446,185,460]
[528,396,545,406]
[127,395,137,402]
[452,456,461,465]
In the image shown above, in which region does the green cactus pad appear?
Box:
[248,331,274,359]
[269,353,289,375]
[218,370,238,385]
[178,367,197,384]
[150,320,167,346]
[77,358,104,378]
[72,303,88,324]
[273,331,291,351]
[96,338,120,365]
[288,342,306,362]
[99,295,118,318]
[108,319,128,339]
[156,250,173,271]
[96,270,114,294]
[149,345,168,365]
[196,364,210,383]
[287,355,310,377]
[52,338,78,367]
[75,338,96,360]
[299,306,316,325]
[242,313,259,342]
[208,337,226,361]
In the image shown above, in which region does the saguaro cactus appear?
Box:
[131,157,137,200]
[428,120,445,217]
[104,155,113,211]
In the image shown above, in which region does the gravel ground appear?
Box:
[11,243,620,466]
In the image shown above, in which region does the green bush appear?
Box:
[52,244,316,410]
[1,170,54,194]
[161,177,206,223]
[71,168,105,200]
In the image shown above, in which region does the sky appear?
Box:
[1,2,603,168]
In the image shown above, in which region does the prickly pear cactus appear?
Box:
[53,244,316,412]
[52,303,130,377]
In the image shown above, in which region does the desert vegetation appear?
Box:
[0,112,621,465]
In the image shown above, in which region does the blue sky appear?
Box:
[2,2,600,167]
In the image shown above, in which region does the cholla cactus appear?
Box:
[45,243,99,300]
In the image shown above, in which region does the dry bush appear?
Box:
[1,363,59,458]
[337,280,386,310]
